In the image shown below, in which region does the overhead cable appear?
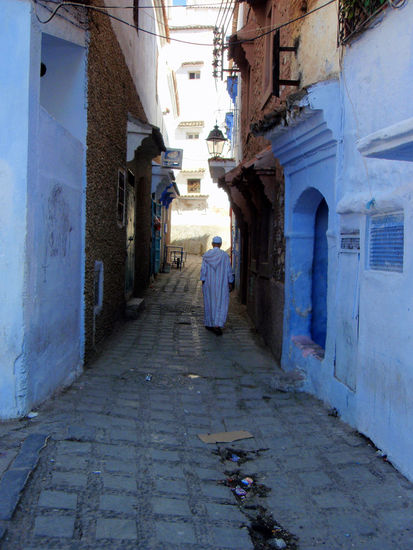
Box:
[33,0,338,47]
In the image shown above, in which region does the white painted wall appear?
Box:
[104,0,165,128]
[163,6,231,253]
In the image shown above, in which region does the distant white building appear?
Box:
[160,1,232,255]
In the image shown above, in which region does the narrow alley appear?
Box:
[0,256,412,550]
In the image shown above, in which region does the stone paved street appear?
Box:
[1,255,413,549]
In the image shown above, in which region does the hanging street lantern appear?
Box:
[206,124,227,158]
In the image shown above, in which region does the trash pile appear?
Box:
[213,446,269,465]
[211,446,297,550]
[219,472,271,502]
[246,507,298,550]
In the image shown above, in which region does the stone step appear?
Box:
[125,298,145,319]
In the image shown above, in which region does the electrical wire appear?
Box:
[34,0,215,44]
[214,0,228,30]
[216,0,232,29]
[230,0,337,44]
[37,0,232,7]
[34,0,339,47]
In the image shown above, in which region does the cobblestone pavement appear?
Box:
[1,255,413,549]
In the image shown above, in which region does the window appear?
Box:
[117,169,126,225]
[186,132,200,140]
[188,71,201,80]
[187,179,201,193]
[368,213,404,272]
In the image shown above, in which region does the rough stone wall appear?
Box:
[85,3,148,360]
[240,0,305,161]
[235,0,303,360]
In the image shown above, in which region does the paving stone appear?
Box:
[33,515,75,538]
[102,474,137,491]
[155,520,197,544]
[53,454,89,470]
[96,444,136,460]
[151,463,185,479]
[103,459,136,474]
[154,478,188,495]
[99,494,137,513]
[51,471,88,487]
[108,429,138,443]
[151,497,192,516]
[194,466,222,480]
[297,471,334,488]
[149,449,180,462]
[337,464,380,484]
[211,526,253,549]
[0,469,30,520]
[95,518,137,540]
[57,441,92,455]
[150,433,180,445]
[201,481,231,499]
[205,502,244,522]
[38,491,77,510]
[311,490,354,508]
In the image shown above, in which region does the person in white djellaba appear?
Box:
[200,236,234,335]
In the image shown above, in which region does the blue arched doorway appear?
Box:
[311,199,328,348]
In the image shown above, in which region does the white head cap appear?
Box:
[212,236,222,244]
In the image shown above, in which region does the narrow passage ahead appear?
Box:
[1,256,412,549]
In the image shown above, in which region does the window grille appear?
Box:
[188,71,200,80]
[368,213,404,272]
[338,0,387,44]
[340,232,360,252]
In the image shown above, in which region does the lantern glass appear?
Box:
[206,124,226,157]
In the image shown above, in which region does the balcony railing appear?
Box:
[338,0,387,44]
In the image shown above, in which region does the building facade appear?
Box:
[223,0,413,481]
[162,2,232,255]
[0,0,171,417]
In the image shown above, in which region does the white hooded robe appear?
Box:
[200,248,234,327]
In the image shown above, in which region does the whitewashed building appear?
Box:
[161,1,232,255]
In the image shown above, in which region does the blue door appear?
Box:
[311,199,328,348]
[151,200,161,275]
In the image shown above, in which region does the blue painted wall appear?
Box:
[267,3,413,481]
[338,2,413,480]
[0,0,34,417]
[0,1,87,418]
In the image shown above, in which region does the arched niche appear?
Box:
[289,187,329,347]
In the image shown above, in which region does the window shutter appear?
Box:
[368,213,404,272]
